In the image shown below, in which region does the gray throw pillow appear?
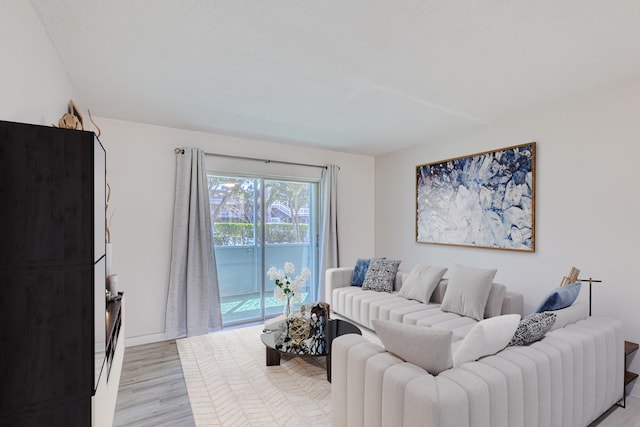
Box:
[440,264,497,321]
[507,312,557,346]
[372,320,453,375]
[362,258,401,292]
[398,264,447,303]
[484,283,507,318]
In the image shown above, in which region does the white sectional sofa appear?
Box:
[326,266,624,427]
[325,266,524,334]
[332,316,623,427]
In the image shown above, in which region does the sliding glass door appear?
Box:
[208,174,318,326]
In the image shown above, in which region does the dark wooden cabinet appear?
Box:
[0,121,105,426]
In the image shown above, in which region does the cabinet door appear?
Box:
[0,267,93,414]
[2,398,91,427]
[0,122,93,265]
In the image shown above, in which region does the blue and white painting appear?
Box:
[416,143,536,251]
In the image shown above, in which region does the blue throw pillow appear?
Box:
[351,258,371,286]
[535,282,582,313]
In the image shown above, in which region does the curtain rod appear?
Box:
[174,148,329,169]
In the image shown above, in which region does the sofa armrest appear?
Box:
[325,267,354,306]
[501,291,524,316]
[548,301,589,330]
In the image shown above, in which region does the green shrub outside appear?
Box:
[213,222,309,245]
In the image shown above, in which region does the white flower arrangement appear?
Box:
[268,262,311,304]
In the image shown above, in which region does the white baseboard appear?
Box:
[125,332,169,347]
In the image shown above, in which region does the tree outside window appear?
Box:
[209,176,311,246]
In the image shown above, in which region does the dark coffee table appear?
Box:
[261,318,361,382]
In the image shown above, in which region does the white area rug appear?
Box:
[177,325,331,426]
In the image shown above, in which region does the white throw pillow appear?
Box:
[441,264,497,321]
[398,265,448,304]
[372,320,453,375]
[452,314,521,367]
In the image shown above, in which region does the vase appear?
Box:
[105,242,113,276]
[283,297,292,319]
[107,274,118,296]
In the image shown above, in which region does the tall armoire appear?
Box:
[0,120,108,426]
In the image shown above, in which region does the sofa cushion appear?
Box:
[535,282,581,313]
[452,314,521,367]
[484,283,507,318]
[362,259,401,292]
[441,264,497,321]
[398,264,447,303]
[549,301,589,330]
[351,258,373,286]
[372,319,453,375]
[508,312,556,346]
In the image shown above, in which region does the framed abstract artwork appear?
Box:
[416,142,536,252]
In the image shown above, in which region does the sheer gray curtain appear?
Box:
[165,148,222,338]
[317,164,339,301]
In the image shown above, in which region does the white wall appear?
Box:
[89,117,374,345]
[0,0,78,125]
[375,78,640,396]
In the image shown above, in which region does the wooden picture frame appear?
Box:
[416,142,536,252]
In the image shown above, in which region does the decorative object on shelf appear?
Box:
[88,109,101,138]
[416,142,536,252]
[307,302,329,355]
[57,99,84,130]
[577,276,603,316]
[58,113,82,130]
[105,174,115,278]
[283,297,292,319]
[288,315,310,347]
[107,274,118,296]
[560,267,602,316]
[106,242,113,276]
[560,266,580,286]
[559,266,602,316]
[105,181,112,244]
[267,262,311,320]
[273,320,306,354]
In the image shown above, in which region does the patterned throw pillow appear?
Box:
[361,258,401,292]
[507,312,556,347]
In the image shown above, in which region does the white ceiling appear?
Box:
[29,0,640,156]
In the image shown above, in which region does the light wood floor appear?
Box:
[113,340,195,427]
[114,338,640,427]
